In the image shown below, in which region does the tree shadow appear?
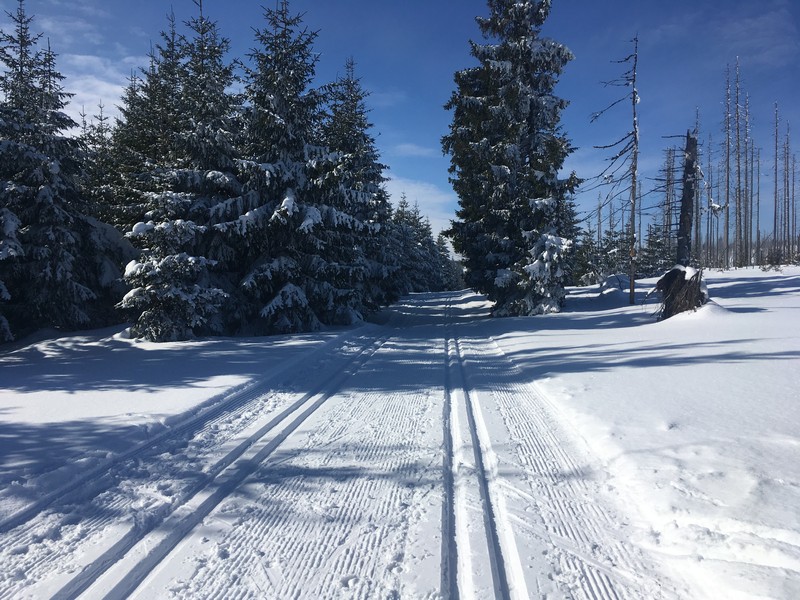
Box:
[1,274,795,525]
[0,327,347,394]
[704,272,800,300]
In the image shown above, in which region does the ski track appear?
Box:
[444,327,517,600]
[129,333,445,600]
[456,331,678,599]
[0,329,390,600]
[0,292,682,599]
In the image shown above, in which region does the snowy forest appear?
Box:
[1,1,799,598]
[2,0,800,346]
[0,0,462,344]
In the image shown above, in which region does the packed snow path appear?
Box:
[1,292,681,599]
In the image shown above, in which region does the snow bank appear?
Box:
[494,267,800,599]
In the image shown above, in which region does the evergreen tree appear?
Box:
[436,234,465,291]
[391,196,444,293]
[443,0,577,316]
[109,13,185,233]
[638,223,672,277]
[80,103,117,223]
[233,0,354,334]
[571,228,602,286]
[116,3,235,341]
[320,58,398,311]
[0,0,123,340]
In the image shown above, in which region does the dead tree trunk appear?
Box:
[677,130,699,266]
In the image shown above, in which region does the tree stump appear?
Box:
[655,267,706,320]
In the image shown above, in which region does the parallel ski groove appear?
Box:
[459,335,676,599]
[456,336,523,600]
[440,297,459,600]
[443,311,518,600]
[0,330,361,538]
[140,336,439,599]
[0,332,386,600]
[58,333,392,600]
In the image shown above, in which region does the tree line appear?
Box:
[0,0,462,343]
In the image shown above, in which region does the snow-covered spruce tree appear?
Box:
[116,3,234,341]
[638,223,671,278]
[319,58,398,313]
[436,234,465,291]
[233,0,332,334]
[443,0,578,316]
[391,195,444,294]
[0,0,124,340]
[570,228,601,285]
[80,104,116,223]
[109,11,191,236]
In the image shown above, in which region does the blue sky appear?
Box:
[5,0,800,235]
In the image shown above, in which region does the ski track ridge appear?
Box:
[440,298,459,600]
[0,327,365,537]
[165,337,438,599]
[453,334,514,600]
[443,291,522,600]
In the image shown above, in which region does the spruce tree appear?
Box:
[436,234,465,291]
[443,0,577,316]
[391,196,444,293]
[0,0,123,340]
[320,58,397,312]
[116,4,234,341]
[109,14,184,234]
[234,0,330,334]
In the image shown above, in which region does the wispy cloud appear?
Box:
[392,142,438,158]
[367,89,408,109]
[43,0,110,19]
[385,174,457,236]
[38,15,104,48]
[715,1,800,69]
[58,54,143,125]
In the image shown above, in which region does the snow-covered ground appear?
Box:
[0,267,798,599]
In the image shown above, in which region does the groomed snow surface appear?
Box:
[1,267,798,599]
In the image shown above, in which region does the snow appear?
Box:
[129,221,155,237]
[279,188,297,216]
[0,267,798,598]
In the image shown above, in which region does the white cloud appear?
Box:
[38,15,104,48]
[367,89,408,109]
[392,143,438,158]
[385,174,457,237]
[58,54,139,126]
[66,74,126,124]
[43,0,110,19]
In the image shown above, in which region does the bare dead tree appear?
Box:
[590,35,639,304]
[735,60,744,267]
[677,131,699,266]
[756,148,762,265]
[784,124,792,260]
[774,102,780,262]
[724,66,732,266]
